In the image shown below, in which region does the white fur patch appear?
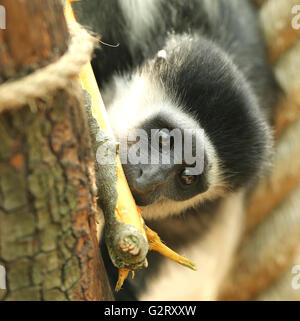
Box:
[141,185,226,220]
[118,0,160,49]
[139,190,245,300]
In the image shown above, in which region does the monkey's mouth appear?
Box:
[131,189,159,207]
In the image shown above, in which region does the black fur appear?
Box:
[73,0,280,300]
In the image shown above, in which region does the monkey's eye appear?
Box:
[179,168,197,186]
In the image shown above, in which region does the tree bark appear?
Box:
[0,0,113,300]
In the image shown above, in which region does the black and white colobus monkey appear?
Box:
[73,0,280,300]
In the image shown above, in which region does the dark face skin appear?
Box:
[120,118,210,206]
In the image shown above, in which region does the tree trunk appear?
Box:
[0,0,113,301]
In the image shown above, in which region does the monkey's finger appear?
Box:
[115,268,130,292]
[145,225,197,271]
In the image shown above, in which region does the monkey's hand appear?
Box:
[145,225,197,271]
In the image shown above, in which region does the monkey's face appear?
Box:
[120,121,210,208]
[110,107,225,219]
[105,77,225,219]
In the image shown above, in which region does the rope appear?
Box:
[0,20,97,112]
